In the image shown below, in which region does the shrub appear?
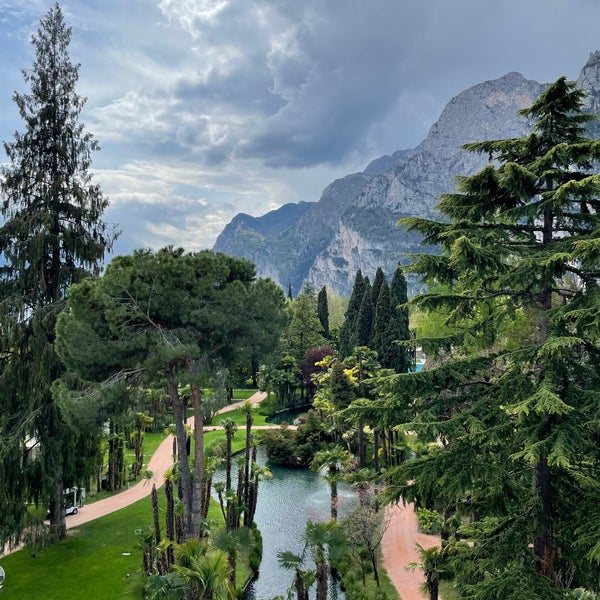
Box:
[417,507,442,534]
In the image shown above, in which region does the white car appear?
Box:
[46,505,79,519]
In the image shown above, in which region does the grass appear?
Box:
[206,406,271,428]
[1,496,154,599]
[440,579,460,599]
[231,389,258,400]
[1,496,226,600]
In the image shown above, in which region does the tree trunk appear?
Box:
[373,429,379,472]
[357,421,366,468]
[381,429,389,468]
[370,551,380,587]
[49,474,66,539]
[428,577,438,600]
[316,559,328,600]
[243,409,252,524]
[165,478,175,565]
[534,457,556,578]
[190,382,205,538]
[168,374,194,537]
[330,478,338,521]
[229,550,237,591]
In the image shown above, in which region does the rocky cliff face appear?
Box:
[214,54,600,296]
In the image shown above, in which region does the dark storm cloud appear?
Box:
[2,0,600,252]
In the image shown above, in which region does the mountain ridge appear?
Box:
[214,55,600,296]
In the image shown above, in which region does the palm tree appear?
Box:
[218,418,238,492]
[310,446,351,520]
[213,526,252,593]
[143,572,185,600]
[246,460,272,526]
[238,400,255,518]
[302,520,345,600]
[219,417,239,531]
[277,550,314,600]
[344,467,379,508]
[407,543,445,600]
[173,539,233,600]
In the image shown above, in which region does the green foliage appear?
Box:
[0,3,115,543]
[317,285,330,338]
[382,77,600,596]
[416,508,442,534]
[284,286,327,362]
[356,278,374,347]
[329,360,356,411]
[262,426,300,465]
[338,270,366,358]
[262,412,326,466]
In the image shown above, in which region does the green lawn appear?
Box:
[1,496,153,599]
[207,406,271,428]
[1,476,226,600]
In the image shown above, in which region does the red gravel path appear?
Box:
[382,501,442,600]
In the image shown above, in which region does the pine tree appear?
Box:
[380,78,600,596]
[317,285,330,338]
[0,3,115,542]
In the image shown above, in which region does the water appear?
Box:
[214,448,356,600]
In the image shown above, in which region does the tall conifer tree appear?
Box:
[372,267,386,309]
[338,270,365,358]
[356,278,373,347]
[372,278,392,365]
[380,78,600,596]
[317,285,330,338]
[0,3,115,541]
[387,265,411,373]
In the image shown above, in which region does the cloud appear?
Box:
[2,0,600,254]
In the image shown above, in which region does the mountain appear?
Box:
[214,53,600,296]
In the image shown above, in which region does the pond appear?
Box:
[214,447,357,600]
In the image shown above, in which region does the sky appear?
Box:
[0,0,599,258]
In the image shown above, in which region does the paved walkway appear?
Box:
[4,390,437,600]
[381,501,441,600]
[65,391,268,530]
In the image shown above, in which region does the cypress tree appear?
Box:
[372,266,386,308]
[387,265,411,373]
[372,278,393,366]
[338,270,365,358]
[317,285,330,338]
[0,3,115,542]
[356,278,373,347]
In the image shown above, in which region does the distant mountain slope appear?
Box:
[215,52,600,296]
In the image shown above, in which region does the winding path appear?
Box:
[5,391,439,600]
[65,392,268,530]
